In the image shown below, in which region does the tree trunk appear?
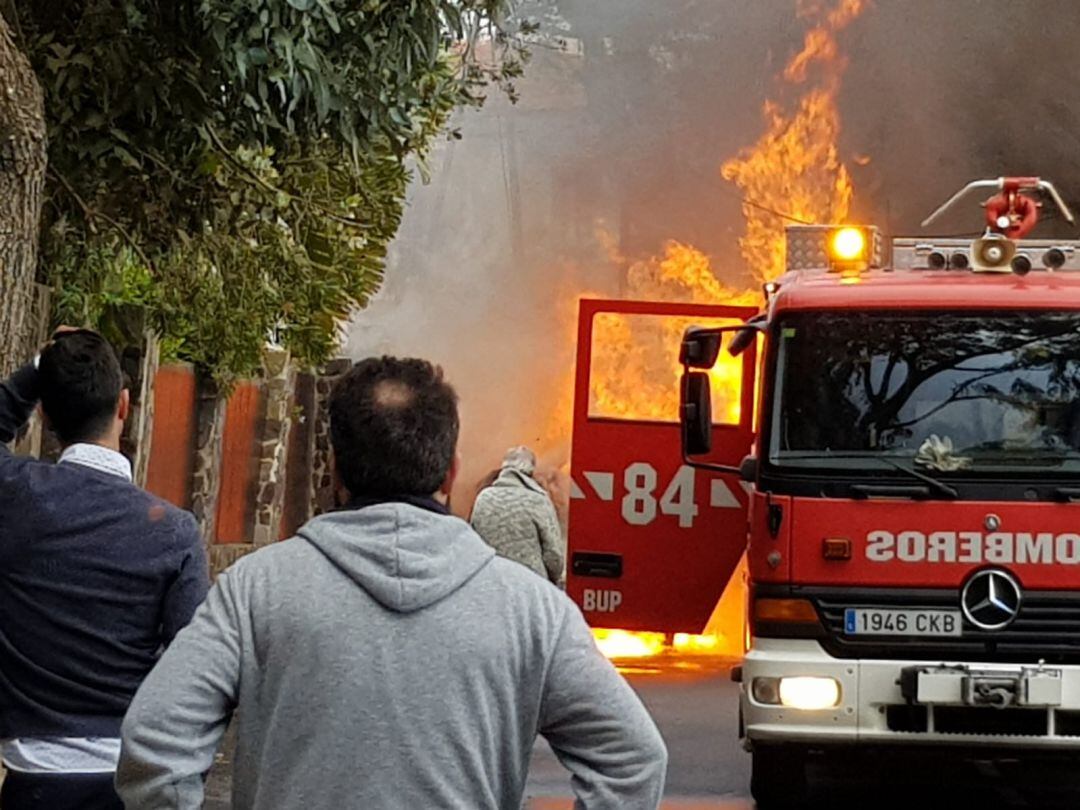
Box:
[0,14,46,376]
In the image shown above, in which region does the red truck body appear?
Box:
[566,216,1080,805]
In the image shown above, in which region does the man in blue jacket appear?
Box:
[0,329,209,810]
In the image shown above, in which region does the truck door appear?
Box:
[566,299,758,633]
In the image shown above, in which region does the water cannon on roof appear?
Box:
[918,177,1077,273]
[922,176,1075,239]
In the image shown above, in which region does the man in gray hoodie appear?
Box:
[116,356,667,809]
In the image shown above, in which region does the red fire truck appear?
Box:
[566,178,1080,806]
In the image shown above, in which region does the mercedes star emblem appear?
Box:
[961,569,1022,631]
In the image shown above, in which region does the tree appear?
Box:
[3,1,529,384]
[0,12,45,376]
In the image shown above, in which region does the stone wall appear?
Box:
[207,543,258,575]
[310,358,350,517]
[190,375,227,545]
[204,349,343,576]
[279,372,316,538]
[251,348,294,547]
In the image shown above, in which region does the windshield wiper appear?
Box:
[874,456,959,499]
[775,452,959,499]
[850,483,935,500]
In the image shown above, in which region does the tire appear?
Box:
[750,744,809,810]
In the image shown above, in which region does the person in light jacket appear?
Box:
[470,445,566,587]
[116,357,667,810]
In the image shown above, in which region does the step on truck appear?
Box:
[566,177,1080,806]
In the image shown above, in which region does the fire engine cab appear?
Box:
[566,177,1080,806]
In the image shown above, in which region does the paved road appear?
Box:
[524,663,750,808]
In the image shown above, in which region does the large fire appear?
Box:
[721,0,863,283]
[538,0,866,665]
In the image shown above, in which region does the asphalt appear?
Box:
[525,663,750,807]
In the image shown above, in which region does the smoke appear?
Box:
[842,0,1080,235]
[346,0,1080,511]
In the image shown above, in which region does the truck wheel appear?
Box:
[750,745,809,810]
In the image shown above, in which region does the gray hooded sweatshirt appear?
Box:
[116,503,666,809]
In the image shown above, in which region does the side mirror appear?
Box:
[680,327,723,369]
[728,327,756,357]
[681,316,766,366]
[681,371,712,456]
[729,314,768,357]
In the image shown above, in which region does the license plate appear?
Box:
[844,608,962,637]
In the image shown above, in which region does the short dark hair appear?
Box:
[38,330,124,445]
[329,357,460,497]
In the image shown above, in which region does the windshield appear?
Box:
[769,311,1080,474]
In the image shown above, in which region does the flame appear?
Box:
[721,0,864,283]
[589,313,743,424]
[786,0,865,83]
[593,629,667,659]
[558,0,866,666]
[592,556,750,669]
[587,242,758,425]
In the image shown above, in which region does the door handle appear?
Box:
[571,552,623,578]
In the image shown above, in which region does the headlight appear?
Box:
[778,676,841,710]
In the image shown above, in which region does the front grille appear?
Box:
[935,707,1046,736]
[804,587,1080,664]
[885,705,1073,737]
[885,704,928,733]
[1056,711,1080,737]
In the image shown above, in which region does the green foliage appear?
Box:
[7,0,527,385]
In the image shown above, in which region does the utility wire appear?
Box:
[739,196,815,226]
[719,183,816,226]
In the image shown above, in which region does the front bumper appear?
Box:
[742,638,1080,749]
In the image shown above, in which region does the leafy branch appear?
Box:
[11,0,531,384]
